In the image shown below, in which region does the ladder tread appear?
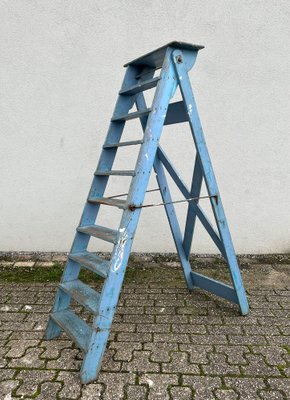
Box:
[111,108,151,122]
[119,77,160,95]
[69,251,109,278]
[60,279,101,314]
[50,309,92,352]
[103,139,143,148]
[95,170,136,176]
[77,224,119,243]
[88,197,127,209]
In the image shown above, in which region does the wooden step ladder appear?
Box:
[45,41,249,384]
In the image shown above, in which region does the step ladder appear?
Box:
[45,41,249,384]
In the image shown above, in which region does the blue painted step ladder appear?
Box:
[45,42,249,383]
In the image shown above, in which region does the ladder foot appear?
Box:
[80,329,110,384]
[44,317,62,340]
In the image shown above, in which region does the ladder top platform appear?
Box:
[124,41,204,68]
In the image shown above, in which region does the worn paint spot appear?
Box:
[112,232,129,272]
[188,103,192,117]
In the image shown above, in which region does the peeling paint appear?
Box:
[112,231,129,272]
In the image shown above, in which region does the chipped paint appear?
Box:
[112,231,129,272]
[188,103,192,117]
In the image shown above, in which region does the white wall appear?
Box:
[1,0,289,253]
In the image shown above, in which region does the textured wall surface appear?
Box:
[1,0,289,253]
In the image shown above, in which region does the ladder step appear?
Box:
[119,77,160,95]
[103,139,143,149]
[88,197,127,209]
[111,109,151,122]
[50,310,92,352]
[60,279,101,314]
[77,224,119,244]
[69,251,109,278]
[95,170,136,176]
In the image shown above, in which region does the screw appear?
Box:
[176,55,183,64]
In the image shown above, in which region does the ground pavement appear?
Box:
[0,254,289,399]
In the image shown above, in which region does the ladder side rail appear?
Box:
[134,83,194,290]
[172,49,249,315]
[45,65,142,340]
[80,49,178,383]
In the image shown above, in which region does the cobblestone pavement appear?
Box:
[0,258,289,399]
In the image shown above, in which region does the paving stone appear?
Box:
[8,347,46,368]
[0,321,36,331]
[16,370,55,397]
[207,324,242,335]
[57,371,82,399]
[122,350,160,372]
[268,378,290,398]
[215,389,239,400]
[47,348,82,370]
[179,344,212,364]
[224,377,267,400]
[153,332,190,343]
[80,383,104,399]
[243,325,281,335]
[188,315,223,325]
[203,353,241,376]
[117,306,144,314]
[182,376,221,400]
[0,379,19,399]
[252,345,288,366]
[0,312,27,322]
[111,322,136,332]
[215,345,249,365]
[0,331,12,340]
[35,382,62,399]
[10,330,44,340]
[108,341,142,361]
[190,334,228,345]
[126,385,148,399]
[101,349,121,371]
[14,261,35,267]
[162,352,200,374]
[172,323,206,334]
[117,332,152,342]
[97,372,135,400]
[0,347,8,368]
[170,386,193,400]
[35,261,54,267]
[242,354,282,377]
[5,340,40,357]
[258,389,285,400]
[144,342,178,362]
[126,298,154,306]
[156,314,188,324]
[137,323,170,333]
[0,369,15,381]
[228,334,268,345]
[40,340,73,358]
[145,306,176,315]
[140,373,178,399]
[123,314,155,324]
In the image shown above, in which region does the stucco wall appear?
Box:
[1,0,289,253]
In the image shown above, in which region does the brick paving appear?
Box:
[0,258,289,399]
